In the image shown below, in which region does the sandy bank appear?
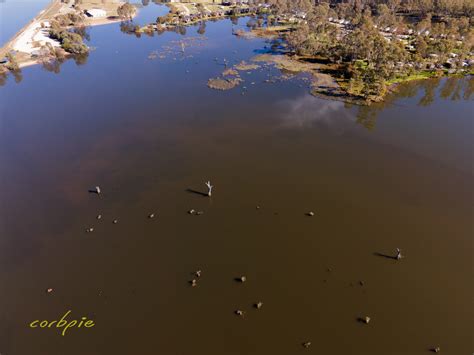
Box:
[0,0,134,69]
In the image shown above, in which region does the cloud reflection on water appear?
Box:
[276,94,356,134]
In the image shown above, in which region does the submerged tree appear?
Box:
[0,66,8,86]
[120,21,141,37]
[197,22,207,35]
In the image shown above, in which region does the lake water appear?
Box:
[0,4,473,355]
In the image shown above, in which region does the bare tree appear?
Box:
[205,181,213,197]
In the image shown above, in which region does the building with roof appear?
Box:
[86,9,107,18]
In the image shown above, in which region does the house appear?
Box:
[86,9,107,18]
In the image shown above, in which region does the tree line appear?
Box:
[260,0,473,101]
[263,0,473,17]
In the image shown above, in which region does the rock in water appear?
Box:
[237,276,246,283]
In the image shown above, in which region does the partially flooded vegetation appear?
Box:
[207,76,242,90]
[2,0,472,104]
[117,0,473,104]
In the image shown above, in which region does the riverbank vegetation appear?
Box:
[49,18,89,55]
[137,1,473,103]
[117,2,137,20]
[263,0,473,102]
[2,0,472,100]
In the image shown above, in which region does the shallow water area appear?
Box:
[0,12,473,355]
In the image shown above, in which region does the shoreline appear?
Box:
[240,26,473,105]
[144,5,474,105]
[0,0,61,61]
[0,0,133,69]
[2,1,472,105]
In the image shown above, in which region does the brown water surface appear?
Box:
[0,13,473,355]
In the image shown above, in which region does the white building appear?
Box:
[86,9,107,18]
